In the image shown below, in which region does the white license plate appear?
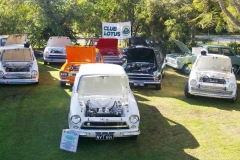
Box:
[134,83,144,86]
[96,132,114,140]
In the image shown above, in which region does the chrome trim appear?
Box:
[121,130,140,136]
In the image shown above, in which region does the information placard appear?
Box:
[60,129,79,152]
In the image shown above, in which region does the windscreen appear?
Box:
[127,48,155,62]
[78,75,128,96]
[194,56,231,72]
[2,49,32,61]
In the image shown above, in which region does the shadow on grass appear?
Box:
[58,101,200,160]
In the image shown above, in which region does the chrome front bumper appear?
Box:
[0,78,38,84]
[44,57,66,63]
[70,129,140,137]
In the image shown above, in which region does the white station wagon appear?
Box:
[0,34,39,84]
[184,51,238,102]
[67,63,140,140]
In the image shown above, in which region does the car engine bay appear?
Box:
[85,100,124,117]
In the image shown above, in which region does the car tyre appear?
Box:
[60,82,66,87]
[155,83,162,90]
[229,90,238,103]
[129,135,138,140]
[182,64,191,75]
[184,82,193,98]
[44,61,47,65]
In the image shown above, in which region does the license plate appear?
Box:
[96,132,114,140]
[134,83,144,86]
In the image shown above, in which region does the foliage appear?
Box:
[0,0,240,49]
[228,41,240,55]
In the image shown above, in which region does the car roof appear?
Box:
[198,44,231,48]
[79,63,127,76]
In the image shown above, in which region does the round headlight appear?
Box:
[44,51,49,58]
[60,72,68,77]
[71,115,81,124]
[190,79,197,87]
[129,115,139,124]
[0,71,4,78]
[229,83,235,89]
[122,57,126,62]
[31,70,38,78]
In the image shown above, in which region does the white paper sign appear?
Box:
[102,21,131,39]
[60,129,79,152]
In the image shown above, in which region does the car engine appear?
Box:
[86,100,123,117]
[199,76,226,84]
[69,65,80,71]
[3,62,32,72]
[125,62,157,74]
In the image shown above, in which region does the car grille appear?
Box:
[4,73,32,79]
[128,74,154,81]
[199,77,226,84]
[193,85,232,94]
[48,55,66,59]
[81,121,129,130]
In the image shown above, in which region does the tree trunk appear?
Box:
[218,0,240,29]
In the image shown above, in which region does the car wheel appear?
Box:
[155,83,161,90]
[184,82,193,98]
[232,65,239,74]
[182,64,191,75]
[44,61,47,65]
[60,82,66,87]
[129,135,138,140]
[230,90,238,103]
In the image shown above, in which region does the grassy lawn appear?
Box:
[0,57,240,160]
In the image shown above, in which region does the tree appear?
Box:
[217,0,240,29]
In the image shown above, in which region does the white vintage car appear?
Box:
[184,51,238,102]
[68,63,140,140]
[43,36,71,65]
[0,34,39,84]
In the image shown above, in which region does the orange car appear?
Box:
[59,46,103,87]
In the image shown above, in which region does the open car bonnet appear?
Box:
[47,36,71,47]
[129,36,148,46]
[96,38,118,49]
[5,34,27,45]
[2,48,32,62]
[126,47,155,63]
[96,38,120,56]
[173,40,191,54]
[66,46,96,62]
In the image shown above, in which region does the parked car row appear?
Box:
[165,40,240,75]
[1,35,238,151]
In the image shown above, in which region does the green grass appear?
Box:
[0,58,240,160]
